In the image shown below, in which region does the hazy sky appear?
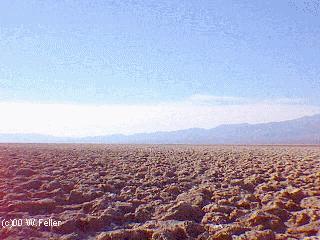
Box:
[1,1,320,136]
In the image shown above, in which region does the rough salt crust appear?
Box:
[0,144,319,239]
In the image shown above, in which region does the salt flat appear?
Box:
[0,144,319,239]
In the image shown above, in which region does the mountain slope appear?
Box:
[80,114,320,144]
[0,114,320,144]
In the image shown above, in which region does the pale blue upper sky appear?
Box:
[1,0,320,105]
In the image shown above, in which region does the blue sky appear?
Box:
[0,1,320,136]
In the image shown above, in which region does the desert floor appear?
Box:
[0,144,319,239]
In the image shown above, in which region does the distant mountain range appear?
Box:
[1,114,320,144]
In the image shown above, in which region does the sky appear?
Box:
[0,0,320,136]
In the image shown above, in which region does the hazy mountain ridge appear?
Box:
[1,114,320,144]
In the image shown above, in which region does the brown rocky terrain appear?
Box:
[0,144,319,239]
